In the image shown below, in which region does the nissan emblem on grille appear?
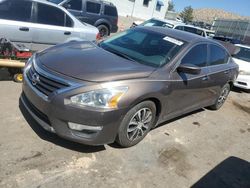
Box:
[31,73,40,86]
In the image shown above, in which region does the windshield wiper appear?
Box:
[105,47,138,63]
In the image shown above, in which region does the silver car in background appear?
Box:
[0,0,99,51]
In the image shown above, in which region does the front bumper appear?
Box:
[234,75,250,90]
[21,74,127,146]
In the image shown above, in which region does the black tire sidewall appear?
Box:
[117,101,156,147]
[211,83,230,110]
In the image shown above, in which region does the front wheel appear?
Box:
[209,83,230,110]
[116,101,156,147]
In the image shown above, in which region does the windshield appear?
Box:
[100,29,185,67]
[233,46,250,62]
[141,19,174,28]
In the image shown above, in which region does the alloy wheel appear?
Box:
[127,108,153,141]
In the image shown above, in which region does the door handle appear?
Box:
[202,76,209,81]
[19,27,29,32]
[224,70,230,74]
[64,31,71,35]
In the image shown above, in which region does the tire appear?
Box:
[116,101,156,148]
[97,24,110,38]
[209,83,230,110]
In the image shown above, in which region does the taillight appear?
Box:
[96,32,101,41]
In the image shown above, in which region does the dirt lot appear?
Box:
[0,68,250,188]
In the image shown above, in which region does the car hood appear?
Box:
[36,42,155,82]
[233,57,250,71]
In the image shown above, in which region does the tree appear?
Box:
[168,0,175,12]
[179,6,194,23]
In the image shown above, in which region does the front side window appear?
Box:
[181,44,208,67]
[209,45,229,66]
[233,46,250,62]
[0,0,32,22]
[67,0,82,11]
[36,3,69,27]
[100,29,185,67]
[86,2,101,14]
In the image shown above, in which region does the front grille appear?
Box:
[27,64,69,96]
[22,93,51,126]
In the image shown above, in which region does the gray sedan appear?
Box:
[21,27,238,147]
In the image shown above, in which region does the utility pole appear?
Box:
[151,0,157,17]
[131,0,136,17]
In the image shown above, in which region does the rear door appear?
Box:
[31,2,77,51]
[0,0,33,49]
[207,44,231,99]
[166,43,212,117]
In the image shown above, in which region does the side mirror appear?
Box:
[177,64,201,75]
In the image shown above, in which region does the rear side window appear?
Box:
[86,1,101,14]
[181,44,208,67]
[36,3,72,27]
[104,5,117,16]
[0,0,32,22]
[183,27,203,36]
[209,45,229,66]
[67,0,82,11]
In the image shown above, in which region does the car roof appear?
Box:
[136,26,215,44]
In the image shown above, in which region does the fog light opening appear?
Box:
[68,122,103,132]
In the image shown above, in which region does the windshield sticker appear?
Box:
[163,36,184,46]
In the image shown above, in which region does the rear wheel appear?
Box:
[209,83,230,110]
[116,101,156,147]
[97,24,110,38]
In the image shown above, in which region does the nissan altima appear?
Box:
[21,27,238,147]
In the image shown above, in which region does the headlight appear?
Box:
[23,55,33,73]
[70,87,128,109]
[239,70,250,75]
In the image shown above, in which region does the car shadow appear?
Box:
[191,156,250,188]
[231,86,250,93]
[0,68,12,81]
[19,98,106,153]
[155,108,205,129]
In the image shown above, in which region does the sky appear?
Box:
[173,0,250,17]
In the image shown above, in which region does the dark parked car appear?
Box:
[21,27,238,147]
[48,0,118,37]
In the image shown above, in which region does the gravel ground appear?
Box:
[0,68,250,188]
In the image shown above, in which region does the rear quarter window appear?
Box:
[104,5,117,16]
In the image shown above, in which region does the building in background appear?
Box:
[107,0,169,20]
[212,19,250,45]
